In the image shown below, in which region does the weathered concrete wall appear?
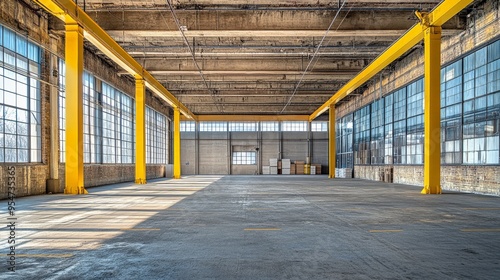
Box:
[181,130,329,175]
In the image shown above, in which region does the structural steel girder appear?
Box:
[188,115,311,122]
[33,0,196,120]
[309,0,474,121]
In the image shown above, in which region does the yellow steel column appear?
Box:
[422,26,442,194]
[64,23,87,194]
[173,107,181,179]
[329,104,336,178]
[135,76,147,184]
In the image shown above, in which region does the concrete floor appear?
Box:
[2,175,500,279]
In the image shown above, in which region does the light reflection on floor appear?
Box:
[3,176,222,252]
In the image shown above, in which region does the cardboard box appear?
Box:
[262,166,270,175]
[296,164,305,174]
[282,159,291,169]
[290,164,296,174]
[294,160,305,165]
[312,164,322,174]
[270,158,278,167]
[278,160,282,169]
[310,166,316,175]
[270,166,278,174]
[282,168,291,175]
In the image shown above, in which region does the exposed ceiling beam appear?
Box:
[106,30,407,38]
[182,115,311,122]
[33,0,196,120]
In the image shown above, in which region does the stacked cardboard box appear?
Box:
[269,159,278,174]
[312,164,322,174]
[281,159,291,175]
[262,166,270,175]
[290,164,296,175]
[310,165,316,175]
[295,161,305,175]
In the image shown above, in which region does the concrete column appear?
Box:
[47,34,61,193]
[329,104,336,178]
[422,26,442,194]
[135,76,146,184]
[64,23,87,194]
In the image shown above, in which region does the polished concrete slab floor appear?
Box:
[2,175,500,279]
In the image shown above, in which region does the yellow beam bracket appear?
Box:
[329,104,336,179]
[173,108,181,179]
[135,77,147,184]
[64,23,87,195]
[422,26,442,195]
[33,0,196,120]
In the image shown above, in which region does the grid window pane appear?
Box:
[0,24,41,163]
[232,151,256,165]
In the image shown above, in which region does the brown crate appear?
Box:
[294,161,305,165]
[290,164,296,174]
[278,160,282,169]
[295,164,305,174]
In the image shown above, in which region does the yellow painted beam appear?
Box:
[186,115,310,122]
[421,26,442,195]
[64,23,87,195]
[135,77,147,184]
[309,0,474,121]
[309,24,423,121]
[33,0,196,120]
[329,104,336,178]
[173,108,181,179]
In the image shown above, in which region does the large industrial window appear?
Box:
[232,151,256,165]
[354,106,370,164]
[58,59,66,162]
[0,25,41,163]
[370,99,384,164]
[102,83,118,163]
[146,107,168,164]
[462,42,500,164]
[59,60,168,165]
[392,88,407,164]
[383,93,393,164]
[441,60,463,164]
[336,114,353,168]
[311,121,328,132]
[180,121,195,132]
[83,72,101,163]
[200,121,227,132]
[261,121,279,132]
[405,79,424,164]
[340,39,500,168]
[282,121,307,132]
[229,122,257,132]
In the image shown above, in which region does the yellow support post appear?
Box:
[64,23,87,194]
[329,104,336,178]
[135,76,147,184]
[422,26,442,195]
[173,108,181,179]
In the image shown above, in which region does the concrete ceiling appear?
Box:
[57,0,466,115]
